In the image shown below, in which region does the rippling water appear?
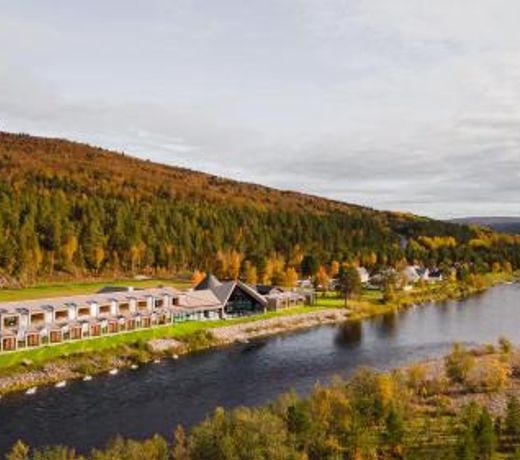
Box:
[0,283,519,453]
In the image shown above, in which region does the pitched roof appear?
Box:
[194,273,222,291]
[203,279,268,306]
[177,289,223,310]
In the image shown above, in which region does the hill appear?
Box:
[450,217,520,234]
[0,131,519,284]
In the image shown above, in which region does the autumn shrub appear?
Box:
[406,364,427,395]
[466,357,511,393]
[444,343,475,384]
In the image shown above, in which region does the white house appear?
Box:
[356,267,370,284]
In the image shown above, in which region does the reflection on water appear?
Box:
[334,320,362,348]
[0,283,518,454]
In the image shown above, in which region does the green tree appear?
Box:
[498,335,513,355]
[300,255,318,278]
[337,265,362,308]
[456,427,477,460]
[506,396,520,441]
[474,408,496,460]
[382,405,405,456]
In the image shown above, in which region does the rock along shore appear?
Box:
[0,308,349,395]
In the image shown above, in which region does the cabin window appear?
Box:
[171,298,179,306]
[3,316,19,328]
[70,327,82,339]
[138,301,148,310]
[27,334,40,347]
[50,331,62,343]
[30,313,45,325]
[78,307,90,317]
[99,305,110,315]
[55,310,68,321]
[119,303,130,313]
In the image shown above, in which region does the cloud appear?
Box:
[1,0,520,218]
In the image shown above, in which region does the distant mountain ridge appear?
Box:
[450,217,520,234]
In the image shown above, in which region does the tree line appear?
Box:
[8,341,520,459]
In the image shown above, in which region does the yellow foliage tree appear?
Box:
[330,260,340,278]
[243,261,258,285]
[228,250,243,279]
[191,270,205,286]
[316,265,330,291]
[93,246,105,272]
[283,267,299,288]
[62,234,78,266]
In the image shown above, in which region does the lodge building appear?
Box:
[0,287,223,352]
[0,275,307,352]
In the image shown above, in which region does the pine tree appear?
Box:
[474,408,496,460]
[506,396,520,440]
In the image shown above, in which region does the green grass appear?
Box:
[0,278,191,302]
[0,305,327,369]
[0,271,514,371]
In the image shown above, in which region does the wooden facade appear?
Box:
[0,286,227,352]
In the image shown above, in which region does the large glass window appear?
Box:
[55,310,68,321]
[3,316,19,328]
[78,307,90,317]
[30,313,45,325]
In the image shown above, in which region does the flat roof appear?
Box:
[0,287,182,315]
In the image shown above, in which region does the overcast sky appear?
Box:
[1,1,519,218]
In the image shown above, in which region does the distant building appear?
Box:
[356,267,370,284]
[403,266,421,284]
[297,278,313,289]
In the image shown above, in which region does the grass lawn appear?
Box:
[0,305,329,369]
[0,278,191,302]
[0,272,514,371]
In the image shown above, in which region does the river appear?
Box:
[0,283,519,454]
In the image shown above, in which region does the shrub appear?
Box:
[406,364,427,395]
[444,343,475,384]
[506,396,520,439]
[466,357,511,393]
[184,330,215,352]
[498,336,513,355]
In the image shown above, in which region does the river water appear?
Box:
[0,283,519,453]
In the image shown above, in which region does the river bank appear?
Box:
[0,308,349,395]
[1,282,520,454]
[0,273,515,396]
[7,338,520,459]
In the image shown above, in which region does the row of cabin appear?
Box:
[0,287,223,352]
[0,276,309,353]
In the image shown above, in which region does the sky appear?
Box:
[1,0,519,219]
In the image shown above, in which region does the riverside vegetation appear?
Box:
[7,338,520,460]
[0,271,514,396]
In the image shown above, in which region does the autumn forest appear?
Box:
[0,132,519,286]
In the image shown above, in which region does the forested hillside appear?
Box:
[0,132,519,285]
